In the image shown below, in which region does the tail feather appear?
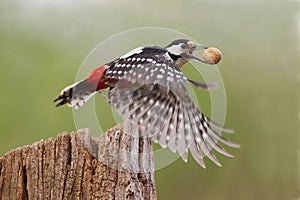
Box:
[54,80,96,110]
[54,65,110,109]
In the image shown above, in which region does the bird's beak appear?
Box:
[191,45,208,51]
[182,53,207,63]
[181,45,209,63]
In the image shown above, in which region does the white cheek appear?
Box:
[166,45,183,55]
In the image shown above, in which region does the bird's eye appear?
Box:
[181,44,187,49]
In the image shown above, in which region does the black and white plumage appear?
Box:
[105,40,239,168]
[55,39,239,168]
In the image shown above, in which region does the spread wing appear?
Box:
[105,46,189,99]
[109,82,239,168]
[106,46,239,168]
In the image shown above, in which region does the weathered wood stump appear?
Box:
[0,123,157,200]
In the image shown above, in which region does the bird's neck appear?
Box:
[167,52,189,68]
[175,58,189,68]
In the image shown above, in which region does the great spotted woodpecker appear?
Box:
[54,39,239,168]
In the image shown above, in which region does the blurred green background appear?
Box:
[0,0,299,199]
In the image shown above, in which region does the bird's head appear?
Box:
[165,39,208,68]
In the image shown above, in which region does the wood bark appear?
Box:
[0,123,157,200]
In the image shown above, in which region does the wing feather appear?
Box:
[107,46,239,168]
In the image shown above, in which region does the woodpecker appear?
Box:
[54,39,239,168]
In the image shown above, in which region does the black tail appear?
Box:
[54,80,96,110]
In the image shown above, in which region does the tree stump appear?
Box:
[0,123,157,200]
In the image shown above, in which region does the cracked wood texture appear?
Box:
[0,123,157,200]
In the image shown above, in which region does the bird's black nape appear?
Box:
[165,39,190,48]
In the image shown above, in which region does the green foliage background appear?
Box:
[0,1,299,199]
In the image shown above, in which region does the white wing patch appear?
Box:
[164,52,173,60]
[120,47,144,59]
